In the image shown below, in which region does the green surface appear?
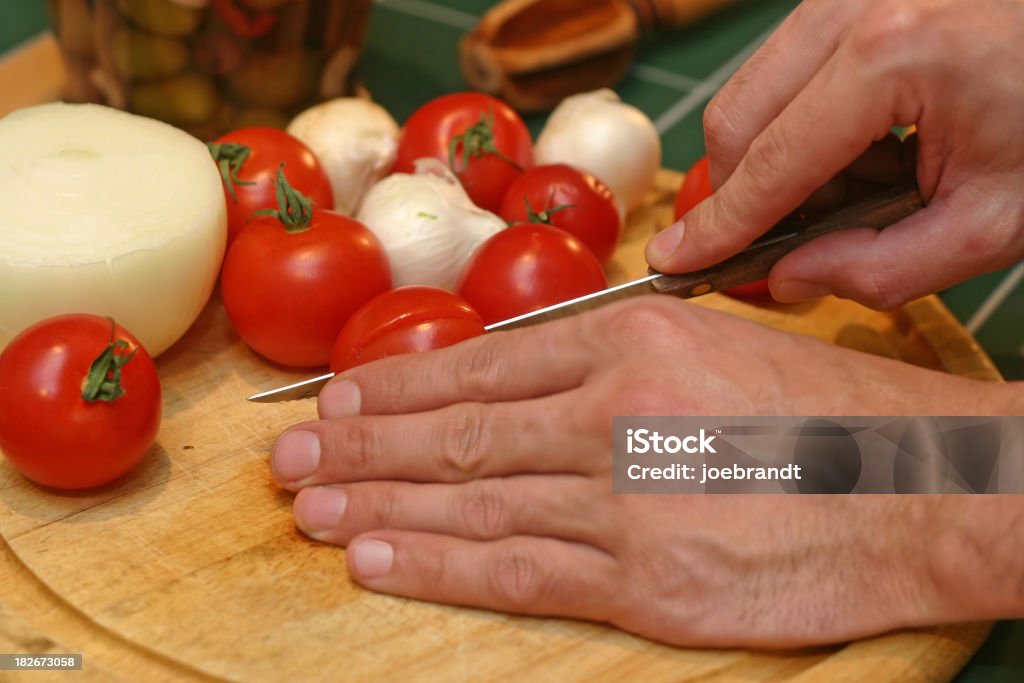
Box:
[0,0,1020,678]
[0,0,47,54]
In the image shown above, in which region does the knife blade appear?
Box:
[247,184,924,403]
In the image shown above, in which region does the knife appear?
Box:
[247,184,924,403]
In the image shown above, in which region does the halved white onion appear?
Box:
[0,103,226,356]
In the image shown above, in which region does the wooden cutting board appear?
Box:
[0,163,999,682]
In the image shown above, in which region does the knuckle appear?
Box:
[488,547,545,609]
[328,420,381,477]
[457,339,506,398]
[598,298,681,345]
[454,482,510,539]
[851,1,928,67]
[861,267,906,311]
[370,486,399,528]
[440,405,490,476]
[373,369,409,409]
[744,129,791,187]
[702,97,736,156]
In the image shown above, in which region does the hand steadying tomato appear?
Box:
[499,164,622,264]
[394,93,533,212]
[330,286,485,373]
[221,168,391,368]
[209,126,333,246]
[674,155,770,298]
[0,315,162,490]
[457,224,607,325]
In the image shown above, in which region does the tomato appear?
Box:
[221,169,391,368]
[208,126,333,246]
[394,93,533,212]
[674,155,770,298]
[330,286,486,372]
[674,155,712,219]
[0,315,162,490]
[499,164,622,264]
[457,224,607,325]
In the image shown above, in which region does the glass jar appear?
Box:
[46,0,371,138]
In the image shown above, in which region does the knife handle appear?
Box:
[648,184,925,298]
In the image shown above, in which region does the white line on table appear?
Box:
[630,63,703,91]
[374,0,477,31]
[966,262,1024,335]
[653,21,779,135]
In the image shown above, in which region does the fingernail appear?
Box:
[775,280,832,302]
[647,220,685,265]
[352,539,394,579]
[297,487,347,534]
[272,430,320,482]
[318,380,361,420]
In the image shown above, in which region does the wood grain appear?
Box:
[0,166,999,681]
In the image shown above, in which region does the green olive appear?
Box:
[117,0,203,38]
[233,108,290,129]
[130,73,219,126]
[228,51,318,110]
[111,27,189,81]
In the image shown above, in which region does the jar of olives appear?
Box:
[47,0,371,138]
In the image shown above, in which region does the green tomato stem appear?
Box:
[81,320,136,403]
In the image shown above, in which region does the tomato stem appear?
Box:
[208,142,256,202]
[81,320,136,403]
[448,109,519,175]
[522,195,574,226]
[253,164,315,232]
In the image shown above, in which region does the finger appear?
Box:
[648,44,897,274]
[704,0,854,188]
[272,391,608,490]
[318,317,592,420]
[346,532,621,623]
[293,475,617,549]
[769,190,1019,308]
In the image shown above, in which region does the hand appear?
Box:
[646,0,1024,309]
[268,298,1022,647]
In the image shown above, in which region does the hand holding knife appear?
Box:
[248,184,924,403]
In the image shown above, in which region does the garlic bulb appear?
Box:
[356,160,506,290]
[535,89,661,213]
[287,98,399,216]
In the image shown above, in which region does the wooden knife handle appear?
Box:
[635,0,742,30]
[649,185,926,298]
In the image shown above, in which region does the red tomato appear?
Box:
[208,126,333,246]
[221,170,391,368]
[0,315,162,490]
[394,93,533,212]
[499,164,622,264]
[330,286,486,372]
[674,155,712,219]
[457,224,607,325]
[674,155,770,298]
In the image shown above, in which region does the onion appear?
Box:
[535,89,661,213]
[0,103,226,356]
[287,98,399,216]
[356,160,505,290]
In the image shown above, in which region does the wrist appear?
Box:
[924,496,1024,622]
